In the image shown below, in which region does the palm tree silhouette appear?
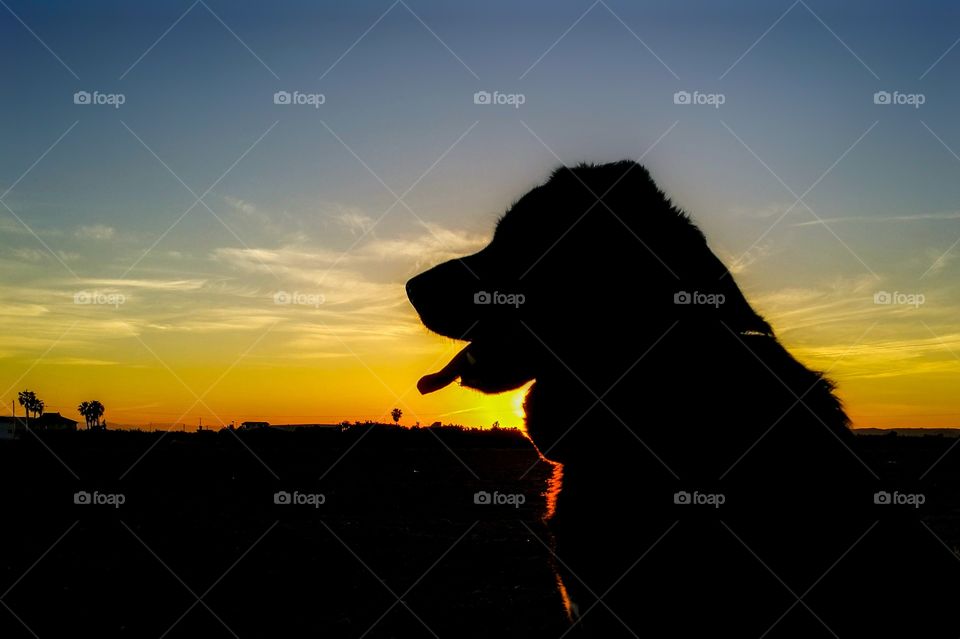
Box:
[391,408,402,425]
[16,390,32,432]
[78,400,105,429]
[17,390,43,430]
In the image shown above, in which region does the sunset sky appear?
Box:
[3,0,960,428]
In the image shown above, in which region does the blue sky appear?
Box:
[3,0,960,427]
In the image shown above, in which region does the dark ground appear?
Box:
[1,426,959,638]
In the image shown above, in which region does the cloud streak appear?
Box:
[792,210,960,227]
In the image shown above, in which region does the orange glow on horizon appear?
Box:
[2,302,958,431]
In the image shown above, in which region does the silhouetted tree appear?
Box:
[391,408,402,424]
[90,400,104,428]
[17,390,33,431]
[17,390,43,429]
[78,400,105,430]
[78,401,90,428]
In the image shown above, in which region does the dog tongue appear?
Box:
[418,344,476,394]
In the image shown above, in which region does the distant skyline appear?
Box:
[3,0,960,428]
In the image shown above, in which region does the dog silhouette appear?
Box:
[407,161,958,636]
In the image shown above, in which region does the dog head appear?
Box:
[406,161,773,397]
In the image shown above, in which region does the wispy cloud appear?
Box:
[223,196,258,216]
[332,210,375,236]
[721,242,775,275]
[10,248,47,263]
[213,220,487,283]
[145,307,283,334]
[74,224,116,240]
[730,202,796,219]
[358,221,488,270]
[222,195,273,226]
[81,278,207,291]
[921,247,956,278]
[792,210,960,227]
